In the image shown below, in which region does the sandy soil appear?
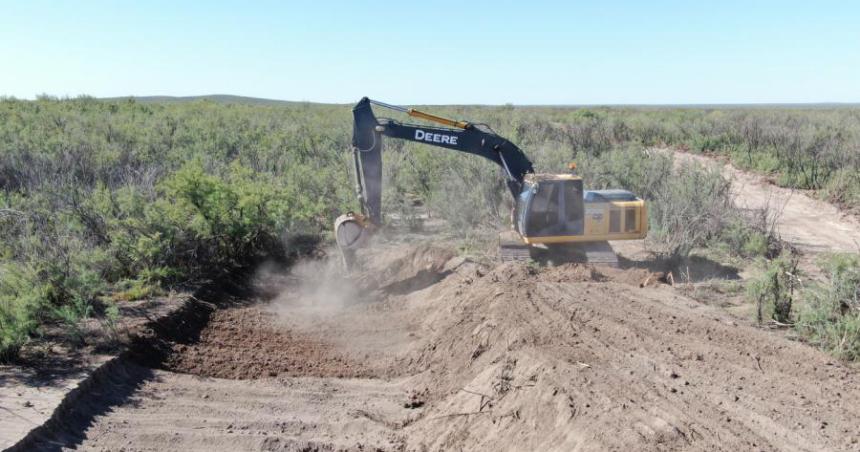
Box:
[0,356,108,450]
[40,361,413,452]
[163,307,373,379]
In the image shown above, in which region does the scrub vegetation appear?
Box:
[1,96,858,361]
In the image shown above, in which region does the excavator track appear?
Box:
[536,241,620,267]
[499,232,619,266]
[577,241,619,267]
[500,244,532,262]
[499,230,532,262]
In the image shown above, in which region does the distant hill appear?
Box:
[88,95,860,109]
[99,95,338,106]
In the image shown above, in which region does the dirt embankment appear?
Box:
[15,242,859,452]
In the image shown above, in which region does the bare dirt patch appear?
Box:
[163,306,373,379]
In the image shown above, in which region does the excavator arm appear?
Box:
[350,97,534,225]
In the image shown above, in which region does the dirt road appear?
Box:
[38,360,412,451]
[673,150,860,255]
[14,243,860,452]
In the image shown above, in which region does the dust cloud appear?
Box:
[252,251,363,324]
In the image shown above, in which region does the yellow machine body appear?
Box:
[513,174,648,245]
[522,199,647,244]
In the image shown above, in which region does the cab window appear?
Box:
[517,186,532,232]
[525,182,560,235]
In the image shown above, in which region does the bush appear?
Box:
[822,168,860,212]
[0,264,41,361]
[796,254,860,360]
[649,163,733,263]
[747,256,800,325]
[718,220,771,258]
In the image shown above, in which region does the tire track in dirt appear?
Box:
[73,364,413,452]
[531,281,858,451]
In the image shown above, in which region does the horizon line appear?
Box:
[3,93,859,108]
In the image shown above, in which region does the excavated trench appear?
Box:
[125,244,462,382]
[163,306,372,379]
[127,280,378,381]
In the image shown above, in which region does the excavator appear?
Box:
[334,97,647,268]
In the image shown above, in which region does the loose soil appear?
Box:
[163,307,372,379]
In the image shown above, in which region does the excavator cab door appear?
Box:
[517,178,585,238]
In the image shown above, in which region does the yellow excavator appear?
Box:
[334,98,647,267]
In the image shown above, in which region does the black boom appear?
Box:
[351,97,534,224]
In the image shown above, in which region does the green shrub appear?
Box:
[152,160,295,272]
[730,147,781,175]
[690,135,735,154]
[0,98,356,360]
[796,254,860,360]
[718,220,771,258]
[747,256,799,324]
[51,296,93,345]
[0,264,42,361]
[822,168,860,211]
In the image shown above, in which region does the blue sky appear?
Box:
[1,1,858,104]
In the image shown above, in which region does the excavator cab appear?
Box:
[515,174,647,244]
[516,175,585,238]
[502,174,648,264]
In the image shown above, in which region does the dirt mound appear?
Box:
[536,262,609,282]
[163,306,371,379]
[343,257,860,451]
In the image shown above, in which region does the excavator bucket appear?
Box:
[334,212,369,270]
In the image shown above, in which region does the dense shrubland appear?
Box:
[0,97,354,360]
[1,97,858,360]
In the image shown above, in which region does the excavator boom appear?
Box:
[351,97,534,224]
